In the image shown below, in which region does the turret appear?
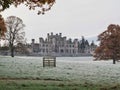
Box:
[32,39,35,44]
[51,32,53,36]
[39,37,44,43]
[31,39,35,52]
[47,33,49,37]
[63,37,66,41]
[59,33,62,37]
[91,40,95,46]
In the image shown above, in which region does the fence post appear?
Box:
[43,57,45,67]
[54,57,56,67]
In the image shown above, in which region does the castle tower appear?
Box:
[32,39,35,44]
[31,39,35,52]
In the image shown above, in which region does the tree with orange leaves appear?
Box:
[0,15,7,39]
[94,24,120,64]
[0,0,55,39]
[0,0,55,14]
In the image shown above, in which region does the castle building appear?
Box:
[31,33,97,56]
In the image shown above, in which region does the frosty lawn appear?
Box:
[0,56,120,86]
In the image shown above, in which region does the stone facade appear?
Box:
[31,33,97,56]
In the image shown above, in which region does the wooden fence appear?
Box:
[43,56,56,67]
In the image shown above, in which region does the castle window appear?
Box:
[69,45,71,47]
[43,49,45,52]
[60,49,64,53]
[43,44,45,47]
[73,50,75,53]
[66,49,68,53]
[46,49,48,53]
[39,49,41,52]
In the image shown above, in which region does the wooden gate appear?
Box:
[43,56,56,67]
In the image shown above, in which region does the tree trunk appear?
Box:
[10,45,14,57]
[113,59,116,64]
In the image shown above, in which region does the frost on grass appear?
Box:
[0,56,120,85]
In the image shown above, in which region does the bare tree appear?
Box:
[5,16,25,57]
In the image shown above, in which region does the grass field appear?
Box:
[0,56,120,90]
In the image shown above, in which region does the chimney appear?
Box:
[47,33,49,37]
[39,37,43,42]
[59,33,62,37]
[32,39,35,44]
[51,32,53,36]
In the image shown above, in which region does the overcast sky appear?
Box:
[1,0,120,43]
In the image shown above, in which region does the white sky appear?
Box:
[1,0,120,43]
